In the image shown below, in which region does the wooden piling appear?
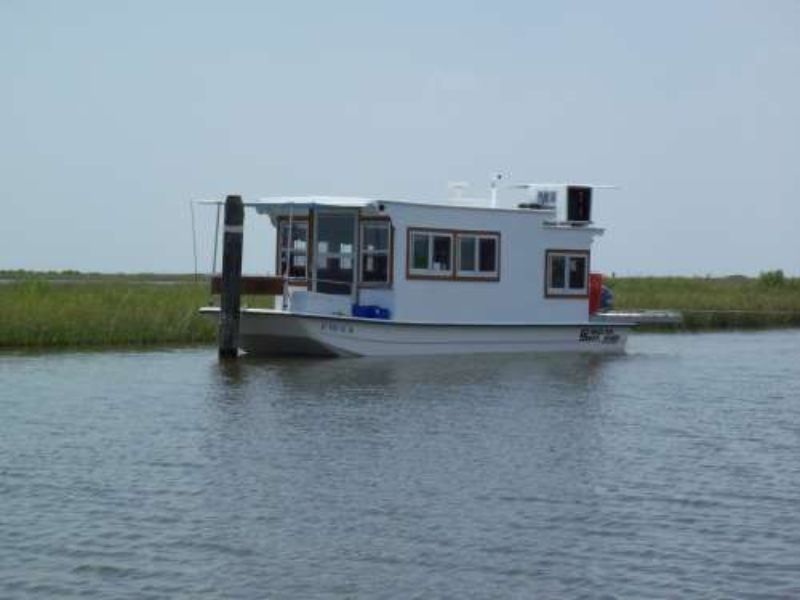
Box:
[218,195,244,359]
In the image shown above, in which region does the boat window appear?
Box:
[456,233,499,279]
[413,235,429,270]
[360,220,392,286]
[546,250,589,297]
[315,212,356,295]
[459,237,476,271]
[408,230,453,277]
[479,238,497,272]
[278,220,308,280]
[408,228,501,281]
[569,256,587,289]
[433,236,452,271]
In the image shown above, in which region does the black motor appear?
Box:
[567,186,592,223]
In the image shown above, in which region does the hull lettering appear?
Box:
[579,326,620,345]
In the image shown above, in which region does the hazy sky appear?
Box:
[2,0,799,275]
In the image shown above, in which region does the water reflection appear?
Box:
[201,351,623,463]
[209,351,620,396]
[213,357,247,387]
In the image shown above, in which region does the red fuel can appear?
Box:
[589,273,604,315]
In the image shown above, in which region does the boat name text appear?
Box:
[579,326,620,344]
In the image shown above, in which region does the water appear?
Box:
[1,331,799,598]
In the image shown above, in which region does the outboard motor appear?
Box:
[600,285,614,310]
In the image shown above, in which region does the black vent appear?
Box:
[567,186,592,222]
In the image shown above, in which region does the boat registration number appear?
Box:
[320,321,355,334]
[579,326,620,344]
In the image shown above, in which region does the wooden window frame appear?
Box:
[407,228,454,279]
[275,217,310,283]
[406,227,501,282]
[359,217,394,289]
[544,249,590,298]
[311,209,359,296]
[277,214,395,292]
[455,232,501,281]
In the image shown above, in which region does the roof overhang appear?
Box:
[248,196,379,219]
[508,183,619,190]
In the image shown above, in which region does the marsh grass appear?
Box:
[607,276,800,330]
[0,274,797,348]
[0,269,199,282]
[0,277,280,348]
[0,280,219,348]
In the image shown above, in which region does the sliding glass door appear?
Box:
[313,210,357,295]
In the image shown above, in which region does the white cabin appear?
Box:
[251,184,602,325]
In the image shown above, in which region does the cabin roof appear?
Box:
[247,195,548,215]
[246,195,606,234]
[250,196,377,210]
[198,183,615,215]
[199,183,615,212]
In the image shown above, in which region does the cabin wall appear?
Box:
[383,203,597,324]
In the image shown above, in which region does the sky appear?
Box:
[2,0,799,276]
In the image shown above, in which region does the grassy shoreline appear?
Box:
[606,275,800,330]
[0,273,798,348]
[0,279,216,348]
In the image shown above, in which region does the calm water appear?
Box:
[1,331,799,598]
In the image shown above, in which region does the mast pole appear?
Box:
[211,202,222,274]
[189,200,198,282]
[283,206,293,311]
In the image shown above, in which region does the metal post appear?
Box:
[283,206,293,310]
[310,207,317,293]
[211,202,222,274]
[218,195,244,359]
[189,200,198,282]
[351,210,360,308]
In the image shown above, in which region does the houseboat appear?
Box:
[200,183,635,356]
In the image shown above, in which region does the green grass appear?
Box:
[0,273,797,348]
[606,276,800,330]
[0,269,199,282]
[0,280,217,348]
[0,276,278,348]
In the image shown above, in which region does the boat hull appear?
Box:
[200,308,631,357]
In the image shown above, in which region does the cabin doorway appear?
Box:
[312,210,357,295]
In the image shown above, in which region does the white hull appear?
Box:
[200,308,631,357]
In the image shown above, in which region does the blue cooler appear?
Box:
[351,305,391,320]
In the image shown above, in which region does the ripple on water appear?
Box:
[1,332,800,598]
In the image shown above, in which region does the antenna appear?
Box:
[490,173,503,208]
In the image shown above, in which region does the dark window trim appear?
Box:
[275,216,310,282]
[455,232,501,281]
[358,216,393,289]
[544,249,590,299]
[277,215,395,291]
[406,227,501,282]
